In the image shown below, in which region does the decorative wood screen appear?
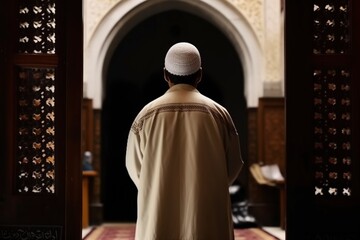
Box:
[286,0,359,239]
[16,67,56,194]
[312,0,353,199]
[0,0,83,239]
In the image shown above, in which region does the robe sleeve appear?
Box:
[125,129,142,189]
[226,131,244,185]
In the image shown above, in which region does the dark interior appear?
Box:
[102,10,247,221]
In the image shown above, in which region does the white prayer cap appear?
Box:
[164,42,201,76]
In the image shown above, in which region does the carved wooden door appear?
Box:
[285,0,360,239]
[0,0,83,239]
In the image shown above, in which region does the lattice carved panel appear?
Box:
[313,0,350,54]
[312,0,353,199]
[313,69,352,197]
[16,67,56,194]
[18,0,56,54]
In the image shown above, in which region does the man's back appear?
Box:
[125,42,243,240]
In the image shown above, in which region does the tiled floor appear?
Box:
[82,225,285,240]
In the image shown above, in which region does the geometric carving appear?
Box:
[0,225,62,240]
[313,0,350,54]
[18,0,56,54]
[313,69,352,197]
[262,108,285,166]
[257,97,285,173]
[16,67,56,194]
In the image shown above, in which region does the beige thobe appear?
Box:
[126,84,243,240]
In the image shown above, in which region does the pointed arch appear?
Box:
[85,0,264,109]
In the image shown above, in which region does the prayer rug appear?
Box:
[84,223,280,240]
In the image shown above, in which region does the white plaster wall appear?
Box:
[83,0,284,109]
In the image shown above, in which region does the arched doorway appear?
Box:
[85,0,263,110]
[101,9,247,222]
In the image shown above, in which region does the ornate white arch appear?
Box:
[84,0,264,109]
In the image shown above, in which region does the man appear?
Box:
[126,42,243,240]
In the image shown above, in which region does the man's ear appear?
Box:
[163,68,171,84]
[195,67,203,85]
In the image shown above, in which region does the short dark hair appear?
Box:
[165,69,201,85]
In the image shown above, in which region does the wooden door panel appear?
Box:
[0,1,82,239]
[285,0,360,239]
